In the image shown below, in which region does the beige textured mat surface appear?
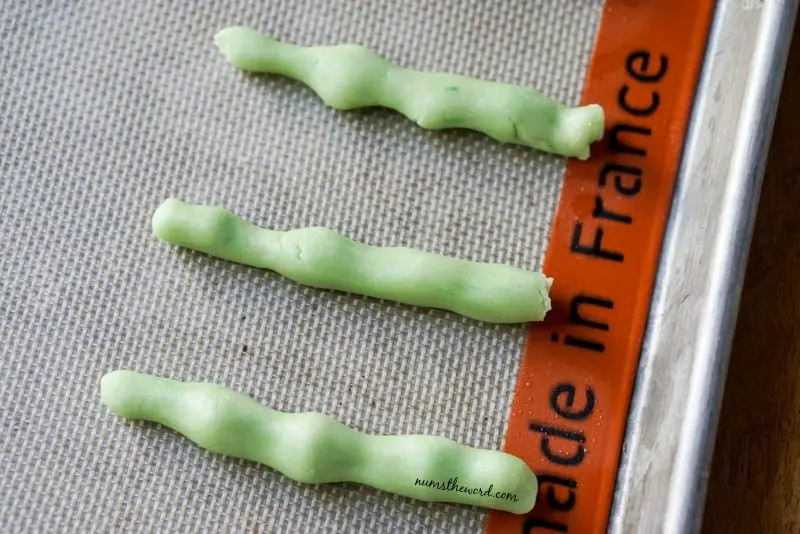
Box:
[0,1,601,531]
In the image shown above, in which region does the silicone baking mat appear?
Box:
[1,2,602,532]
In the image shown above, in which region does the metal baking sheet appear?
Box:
[1,1,796,533]
[610,2,798,532]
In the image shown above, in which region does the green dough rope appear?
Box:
[214,26,604,159]
[101,370,538,514]
[152,198,553,324]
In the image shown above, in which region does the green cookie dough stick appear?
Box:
[101,370,538,514]
[213,26,604,159]
[152,198,553,323]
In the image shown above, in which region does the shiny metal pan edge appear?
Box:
[610,2,799,533]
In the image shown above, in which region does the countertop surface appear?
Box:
[701,23,800,534]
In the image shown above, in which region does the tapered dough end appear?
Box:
[100,370,150,419]
[519,272,553,322]
[214,26,277,72]
[151,198,242,258]
[508,466,540,515]
[151,198,189,244]
[475,450,539,514]
[556,104,605,160]
[539,276,554,318]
